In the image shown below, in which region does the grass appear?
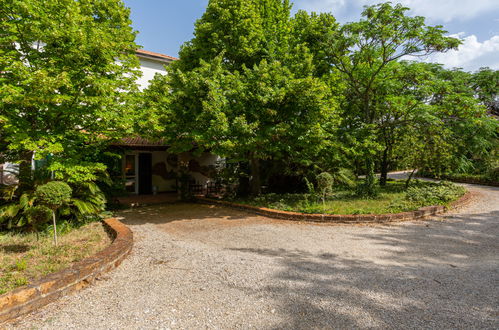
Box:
[228,180,465,215]
[0,221,111,295]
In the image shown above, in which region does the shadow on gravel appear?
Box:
[230,210,499,328]
[118,203,250,226]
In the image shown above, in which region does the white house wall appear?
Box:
[151,151,177,193]
[136,57,167,90]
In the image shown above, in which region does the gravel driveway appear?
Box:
[9,183,499,329]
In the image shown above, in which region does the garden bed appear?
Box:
[225,181,465,215]
[0,222,111,295]
[199,180,470,223]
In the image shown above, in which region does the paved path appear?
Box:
[10,181,499,329]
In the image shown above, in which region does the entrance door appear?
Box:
[138,153,153,195]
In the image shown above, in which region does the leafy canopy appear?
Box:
[0,0,139,184]
[330,2,461,194]
[146,0,340,174]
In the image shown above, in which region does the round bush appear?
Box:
[316,172,334,195]
[35,181,73,209]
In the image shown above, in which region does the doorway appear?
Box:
[138,153,153,195]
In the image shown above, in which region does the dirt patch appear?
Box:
[122,203,277,236]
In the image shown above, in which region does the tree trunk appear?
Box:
[380,147,389,186]
[405,168,417,189]
[364,156,377,196]
[52,210,58,246]
[18,151,34,193]
[249,154,261,196]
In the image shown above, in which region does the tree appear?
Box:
[371,61,438,185]
[164,57,336,196]
[34,181,72,245]
[316,172,333,214]
[177,0,292,72]
[471,68,499,116]
[291,11,339,77]
[147,0,340,195]
[328,3,460,195]
[425,65,499,175]
[0,0,140,192]
[393,63,498,181]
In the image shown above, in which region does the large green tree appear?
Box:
[471,68,499,116]
[328,3,460,195]
[146,0,339,195]
[0,0,139,192]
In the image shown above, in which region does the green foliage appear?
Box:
[0,192,35,229]
[405,181,465,206]
[67,182,107,220]
[229,180,464,215]
[1,179,105,233]
[0,0,139,190]
[25,205,52,231]
[487,168,499,183]
[304,177,315,195]
[394,64,499,178]
[144,0,340,196]
[34,182,72,209]
[330,3,460,195]
[316,172,334,195]
[471,67,499,116]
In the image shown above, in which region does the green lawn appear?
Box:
[0,222,111,295]
[228,180,465,215]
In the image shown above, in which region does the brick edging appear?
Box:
[429,176,499,187]
[197,191,473,224]
[0,218,133,325]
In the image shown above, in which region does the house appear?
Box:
[111,50,219,195]
[0,50,220,195]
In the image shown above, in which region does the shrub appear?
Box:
[35,181,72,209]
[486,167,499,183]
[316,172,334,196]
[25,205,52,233]
[405,181,465,206]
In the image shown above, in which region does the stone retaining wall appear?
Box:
[0,218,133,325]
[197,191,473,224]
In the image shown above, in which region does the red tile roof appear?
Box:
[136,49,178,62]
[113,136,168,147]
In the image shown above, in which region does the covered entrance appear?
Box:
[113,136,220,196]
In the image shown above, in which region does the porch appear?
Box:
[112,137,221,197]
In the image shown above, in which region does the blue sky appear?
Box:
[123,0,499,72]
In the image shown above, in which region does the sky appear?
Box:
[123,0,499,72]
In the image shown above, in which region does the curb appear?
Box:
[0,218,133,325]
[197,191,474,224]
[433,177,499,188]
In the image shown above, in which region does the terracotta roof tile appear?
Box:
[136,49,178,61]
[113,136,168,147]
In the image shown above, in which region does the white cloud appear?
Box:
[397,0,498,22]
[296,0,346,13]
[425,34,499,71]
[294,0,498,22]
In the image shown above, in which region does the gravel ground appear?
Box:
[8,180,499,329]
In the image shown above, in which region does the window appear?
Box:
[124,154,136,193]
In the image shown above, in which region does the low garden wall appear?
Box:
[0,218,133,325]
[440,177,499,187]
[197,191,474,224]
